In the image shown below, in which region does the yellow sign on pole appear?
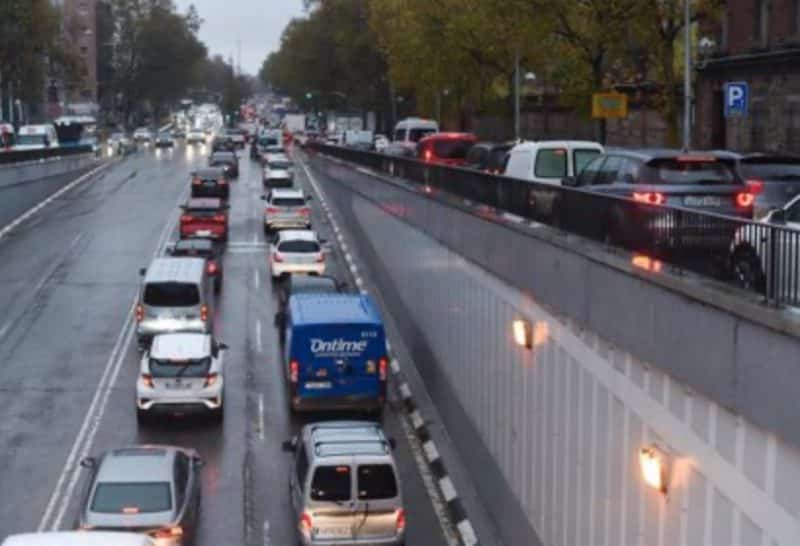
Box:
[592,93,628,119]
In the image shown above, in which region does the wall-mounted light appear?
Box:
[513,319,533,349]
[639,445,670,494]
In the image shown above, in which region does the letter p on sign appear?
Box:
[724,82,748,118]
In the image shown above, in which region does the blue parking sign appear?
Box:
[724,82,749,118]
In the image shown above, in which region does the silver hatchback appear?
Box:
[76,446,202,545]
[283,421,405,546]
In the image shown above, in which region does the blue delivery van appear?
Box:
[282,293,389,413]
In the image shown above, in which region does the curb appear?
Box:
[298,154,479,546]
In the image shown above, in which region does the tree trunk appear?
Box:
[660,43,681,148]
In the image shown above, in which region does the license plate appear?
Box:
[316,526,351,538]
[305,381,332,390]
[166,382,193,390]
[684,196,721,207]
[196,230,211,236]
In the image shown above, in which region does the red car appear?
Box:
[179,198,230,242]
[416,132,478,167]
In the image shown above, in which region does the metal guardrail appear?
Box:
[0,145,93,165]
[308,142,800,307]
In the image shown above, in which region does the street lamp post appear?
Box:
[683,0,692,151]
[514,47,521,140]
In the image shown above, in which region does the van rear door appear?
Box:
[293,324,387,404]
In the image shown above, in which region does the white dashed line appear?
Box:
[263,520,271,546]
[254,268,260,290]
[390,358,400,375]
[258,394,265,442]
[255,320,263,353]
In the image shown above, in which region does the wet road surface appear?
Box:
[0,142,450,546]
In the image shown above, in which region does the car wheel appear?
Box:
[214,277,222,293]
[210,404,224,424]
[732,246,765,290]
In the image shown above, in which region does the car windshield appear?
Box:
[16,135,47,146]
[143,282,200,307]
[357,464,398,500]
[311,465,351,501]
[643,158,738,185]
[409,128,436,142]
[273,197,305,207]
[740,159,800,180]
[91,482,172,513]
[432,139,473,159]
[150,357,211,378]
[278,240,319,253]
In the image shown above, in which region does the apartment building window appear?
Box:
[754,0,769,46]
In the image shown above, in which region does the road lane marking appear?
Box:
[38,181,188,531]
[254,268,260,290]
[256,319,263,352]
[0,159,118,242]
[258,394,265,442]
[263,520,271,546]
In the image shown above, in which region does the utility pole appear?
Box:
[683,0,692,151]
[514,47,521,140]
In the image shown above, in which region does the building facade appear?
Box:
[696,0,800,152]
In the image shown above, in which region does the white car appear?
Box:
[503,140,604,185]
[374,134,390,153]
[136,332,227,423]
[730,194,800,295]
[262,188,311,232]
[270,229,325,279]
[263,156,294,187]
[2,532,154,546]
[133,127,153,143]
[187,129,206,144]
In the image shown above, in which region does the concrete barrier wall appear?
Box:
[0,154,97,228]
[309,153,800,546]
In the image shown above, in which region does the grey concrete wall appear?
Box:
[0,154,97,228]
[307,152,800,546]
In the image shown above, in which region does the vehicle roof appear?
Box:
[150,333,211,360]
[277,229,318,242]
[289,294,382,326]
[96,446,176,483]
[174,238,214,251]
[304,421,392,459]
[2,532,152,546]
[472,141,516,150]
[143,257,205,284]
[395,117,438,129]
[420,132,477,143]
[193,167,225,179]
[271,188,304,198]
[18,125,53,133]
[186,197,223,209]
[510,140,603,152]
[604,148,738,162]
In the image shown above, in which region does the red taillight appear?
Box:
[200,304,208,322]
[632,192,666,206]
[207,260,218,274]
[379,357,389,381]
[204,372,219,387]
[266,207,280,214]
[135,304,144,322]
[424,149,433,162]
[395,508,406,533]
[746,179,764,194]
[180,214,193,223]
[273,253,284,263]
[213,214,226,222]
[289,360,299,383]
[315,253,325,263]
[141,373,154,388]
[151,526,183,539]
[300,512,313,534]
[736,192,755,208]
[218,178,228,185]
[299,207,311,216]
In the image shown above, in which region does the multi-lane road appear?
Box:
[0,143,451,545]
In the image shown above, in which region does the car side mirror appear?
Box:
[388,438,397,450]
[282,438,298,453]
[80,457,96,469]
[562,176,578,187]
[274,311,286,328]
[218,342,229,350]
[771,209,787,224]
[139,267,147,277]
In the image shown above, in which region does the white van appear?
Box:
[504,140,604,185]
[2,532,153,546]
[385,117,438,156]
[14,124,59,151]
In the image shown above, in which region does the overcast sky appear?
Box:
[173,0,306,75]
